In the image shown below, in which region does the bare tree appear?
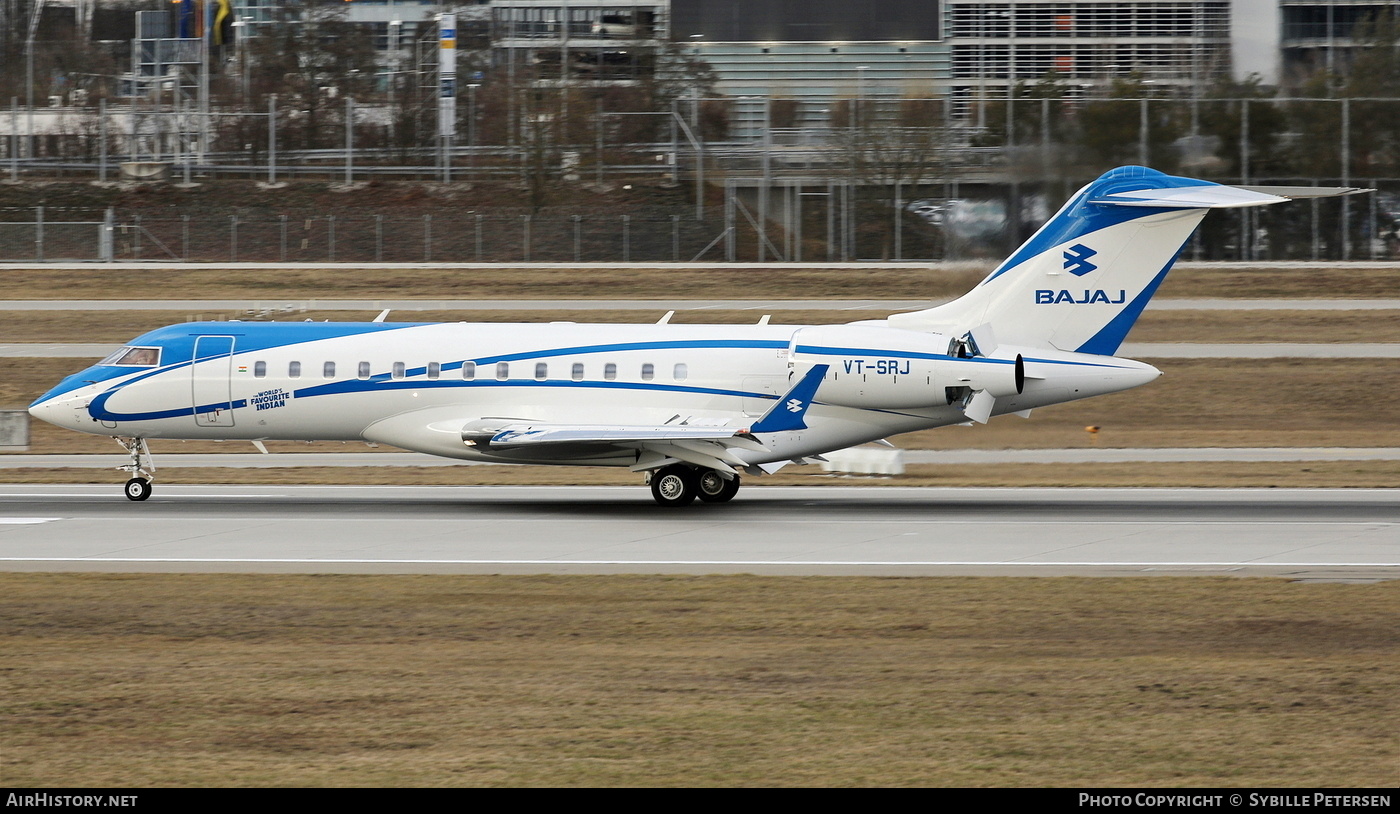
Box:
[242,1,376,151]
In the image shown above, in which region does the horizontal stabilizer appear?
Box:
[1236,184,1375,199]
[1089,185,1288,209]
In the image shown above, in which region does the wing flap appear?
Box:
[486,423,760,449]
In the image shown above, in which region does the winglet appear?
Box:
[749,364,828,434]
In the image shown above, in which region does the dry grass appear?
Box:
[1,573,1395,787]
[0,264,1397,301]
[4,266,1398,788]
[1127,310,1400,343]
[900,358,1400,450]
[7,358,1399,455]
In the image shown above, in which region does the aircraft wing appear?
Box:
[479,422,767,476]
[476,366,833,476]
[486,423,764,449]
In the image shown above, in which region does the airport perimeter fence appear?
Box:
[1,178,1395,263]
[0,212,740,264]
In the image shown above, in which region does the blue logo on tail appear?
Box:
[1063,244,1098,276]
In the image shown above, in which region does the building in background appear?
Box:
[947,0,1235,119]
[490,1,667,82]
[672,0,948,138]
[1278,0,1397,84]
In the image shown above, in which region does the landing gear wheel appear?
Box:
[650,465,697,507]
[116,438,155,502]
[697,470,741,503]
[124,477,152,501]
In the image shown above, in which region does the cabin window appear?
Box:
[496,362,509,380]
[392,362,406,380]
[604,363,617,381]
[674,363,688,381]
[323,361,336,379]
[427,362,440,380]
[535,362,548,381]
[253,361,267,378]
[462,362,476,380]
[101,346,161,367]
[641,363,655,381]
[358,361,371,380]
[288,361,301,379]
[571,362,584,381]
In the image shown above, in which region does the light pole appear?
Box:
[384,18,402,152]
[25,3,38,159]
[856,65,868,131]
[387,20,401,109]
[466,82,479,181]
[229,17,252,112]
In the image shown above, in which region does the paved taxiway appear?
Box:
[4,448,1400,468]
[0,485,1393,580]
[0,298,1396,311]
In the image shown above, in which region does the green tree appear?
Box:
[975,73,1077,149]
[1071,75,1184,172]
[1199,74,1287,179]
[1288,10,1400,178]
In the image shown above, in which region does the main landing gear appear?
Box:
[649,464,741,507]
[116,437,154,501]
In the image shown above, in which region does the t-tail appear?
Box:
[889,166,1367,354]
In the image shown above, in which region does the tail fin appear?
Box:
[889,166,1302,354]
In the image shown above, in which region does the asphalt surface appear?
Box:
[0,485,1393,580]
[3,448,1399,468]
[0,298,1396,311]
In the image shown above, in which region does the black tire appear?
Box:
[697,470,741,503]
[650,465,697,507]
[124,478,152,502]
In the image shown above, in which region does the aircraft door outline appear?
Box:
[192,336,237,427]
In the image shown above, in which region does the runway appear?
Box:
[0,298,1396,311]
[0,485,1394,580]
[4,448,1400,467]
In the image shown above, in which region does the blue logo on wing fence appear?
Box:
[1063,244,1098,276]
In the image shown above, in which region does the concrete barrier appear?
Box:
[119,162,170,181]
[820,446,905,475]
[0,410,30,451]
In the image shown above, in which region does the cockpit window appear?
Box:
[100,346,161,367]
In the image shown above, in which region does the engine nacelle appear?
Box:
[790,325,1023,410]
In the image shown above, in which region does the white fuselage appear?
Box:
[30,320,1161,469]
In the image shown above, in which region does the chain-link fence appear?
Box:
[1,184,1395,263]
[0,212,740,263]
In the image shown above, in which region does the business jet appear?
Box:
[28,166,1363,505]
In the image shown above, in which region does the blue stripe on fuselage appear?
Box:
[78,327,795,423]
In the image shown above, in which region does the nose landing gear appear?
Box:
[116,437,154,501]
[124,477,152,501]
